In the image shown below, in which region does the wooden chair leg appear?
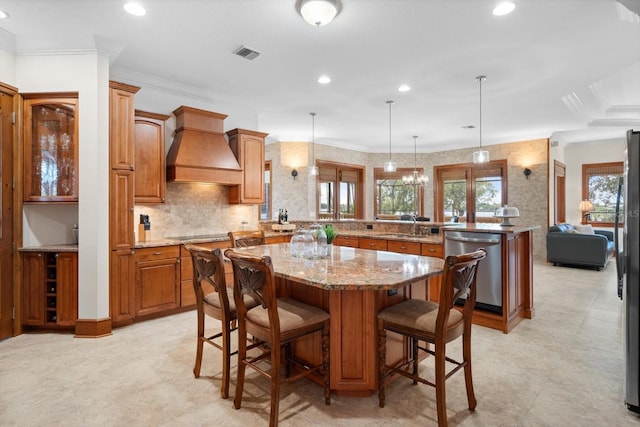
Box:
[462,331,477,410]
[435,341,448,427]
[412,337,419,385]
[270,344,282,427]
[322,323,331,405]
[193,312,204,378]
[220,321,231,399]
[378,324,387,408]
[234,327,247,410]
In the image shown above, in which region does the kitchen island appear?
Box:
[227,243,444,396]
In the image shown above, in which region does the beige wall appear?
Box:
[267,138,549,259]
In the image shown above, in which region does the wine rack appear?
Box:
[45,253,58,324]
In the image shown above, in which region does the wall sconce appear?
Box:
[523,168,532,180]
[291,169,299,180]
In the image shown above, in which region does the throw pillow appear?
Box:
[575,224,595,234]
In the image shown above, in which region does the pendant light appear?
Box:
[383,100,397,172]
[402,136,429,185]
[309,112,319,176]
[472,75,490,164]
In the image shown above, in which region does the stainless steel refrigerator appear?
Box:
[617,129,640,413]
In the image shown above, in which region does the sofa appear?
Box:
[547,223,615,270]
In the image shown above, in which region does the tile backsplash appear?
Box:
[133,182,258,239]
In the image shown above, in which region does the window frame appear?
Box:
[373,167,425,219]
[581,161,623,227]
[316,160,364,220]
[433,160,508,223]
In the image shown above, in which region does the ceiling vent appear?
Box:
[233,45,260,60]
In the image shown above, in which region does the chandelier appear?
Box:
[403,136,429,185]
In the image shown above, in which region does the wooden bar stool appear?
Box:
[228,230,265,248]
[225,249,331,427]
[185,244,259,399]
[377,249,487,427]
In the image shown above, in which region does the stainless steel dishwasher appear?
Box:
[444,230,502,314]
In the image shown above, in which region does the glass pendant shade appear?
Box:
[309,112,318,176]
[473,150,490,164]
[383,100,396,172]
[472,75,489,164]
[384,161,397,172]
[298,0,341,27]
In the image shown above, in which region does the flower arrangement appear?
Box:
[323,224,338,244]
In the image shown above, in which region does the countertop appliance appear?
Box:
[444,230,502,314]
[617,129,640,414]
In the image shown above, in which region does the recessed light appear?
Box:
[124,1,146,16]
[318,75,331,84]
[398,84,411,92]
[493,1,515,16]
[0,9,9,19]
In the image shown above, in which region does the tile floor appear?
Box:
[1,261,640,426]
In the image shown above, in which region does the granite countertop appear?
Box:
[20,244,79,252]
[440,223,541,234]
[227,243,444,291]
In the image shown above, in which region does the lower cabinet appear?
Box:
[21,251,78,327]
[133,246,181,317]
[110,249,135,326]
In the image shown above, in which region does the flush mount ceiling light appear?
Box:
[493,1,515,16]
[398,84,411,92]
[124,1,146,16]
[318,75,331,84]
[309,112,319,176]
[472,75,490,164]
[383,100,397,172]
[402,136,429,186]
[296,0,342,27]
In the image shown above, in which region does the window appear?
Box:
[582,162,623,226]
[317,161,364,220]
[374,168,424,219]
[434,160,507,223]
[260,161,271,220]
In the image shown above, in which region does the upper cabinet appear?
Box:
[226,128,267,204]
[23,94,78,203]
[109,81,140,171]
[134,110,169,203]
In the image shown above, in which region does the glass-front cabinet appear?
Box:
[23,94,78,202]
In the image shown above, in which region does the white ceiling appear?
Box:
[1,0,639,153]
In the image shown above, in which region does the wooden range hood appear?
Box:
[166,106,242,184]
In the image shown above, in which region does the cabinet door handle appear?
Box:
[130,165,134,171]
[153,252,162,256]
[427,249,436,252]
[55,254,59,258]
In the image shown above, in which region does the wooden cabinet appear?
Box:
[387,239,421,255]
[265,234,291,244]
[109,82,139,171]
[179,241,232,307]
[421,242,443,258]
[134,110,169,203]
[23,94,78,203]
[109,169,135,250]
[358,237,387,251]
[133,246,181,317]
[21,251,77,327]
[226,128,267,204]
[110,249,135,326]
[333,235,358,248]
[109,81,139,331]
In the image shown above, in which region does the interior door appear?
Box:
[0,85,16,339]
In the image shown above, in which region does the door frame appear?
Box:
[0,82,20,339]
[554,160,566,224]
